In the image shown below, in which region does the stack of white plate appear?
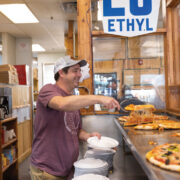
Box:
[84,149,115,170]
[73,158,108,177]
[87,136,119,150]
[72,173,110,180]
[86,136,119,170]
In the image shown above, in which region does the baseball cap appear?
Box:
[54,56,87,75]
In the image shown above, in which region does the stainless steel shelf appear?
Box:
[114,118,180,180]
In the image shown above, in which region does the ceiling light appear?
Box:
[0,4,39,23]
[0,44,2,51]
[32,44,45,52]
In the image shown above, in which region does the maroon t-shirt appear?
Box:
[31,84,82,177]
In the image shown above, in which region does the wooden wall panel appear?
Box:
[124,58,162,69]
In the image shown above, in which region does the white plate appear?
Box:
[87,136,119,149]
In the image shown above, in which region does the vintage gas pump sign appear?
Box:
[101,0,161,37]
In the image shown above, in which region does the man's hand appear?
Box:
[98,96,120,110]
[79,129,101,141]
[89,132,101,139]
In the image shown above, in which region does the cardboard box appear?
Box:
[14,65,29,85]
[0,71,18,84]
[0,64,16,72]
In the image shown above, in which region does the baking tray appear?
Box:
[114,117,180,180]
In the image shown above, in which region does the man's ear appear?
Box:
[58,69,64,77]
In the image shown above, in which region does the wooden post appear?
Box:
[77,0,94,114]
[65,20,74,57]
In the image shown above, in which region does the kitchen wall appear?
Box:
[37,52,65,90]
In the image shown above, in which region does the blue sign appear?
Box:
[101,0,161,37]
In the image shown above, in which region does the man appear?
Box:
[30,56,120,180]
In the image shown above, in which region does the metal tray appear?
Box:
[114,117,180,180]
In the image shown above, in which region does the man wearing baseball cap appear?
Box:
[30,56,120,180]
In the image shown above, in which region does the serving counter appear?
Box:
[114,117,180,180]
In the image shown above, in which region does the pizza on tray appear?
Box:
[134,120,180,130]
[158,122,180,129]
[117,116,129,122]
[134,123,159,130]
[124,104,155,111]
[146,143,180,172]
[171,133,180,137]
[153,115,169,120]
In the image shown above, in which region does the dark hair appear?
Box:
[54,66,70,81]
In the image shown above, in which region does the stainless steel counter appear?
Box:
[114,118,180,180]
[80,115,148,180]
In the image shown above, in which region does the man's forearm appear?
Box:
[49,95,101,111]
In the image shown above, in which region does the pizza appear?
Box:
[134,123,159,130]
[171,133,180,137]
[153,115,169,120]
[146,143,180,172]
[134,120,179,130]
[124,104,155,111]
[124,121,140,127]
[117,116,129,122]
[158,122,180,129]
[124,104,135,111]
[153,120,176,124]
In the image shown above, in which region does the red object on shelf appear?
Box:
[14,65,29,85]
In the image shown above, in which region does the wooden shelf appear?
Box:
[2,159,17,173]
[0,117,18,179]
[2,138,17,149]
[92,28,167,37]
[1,117,17,124]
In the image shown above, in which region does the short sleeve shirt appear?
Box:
[31,84,82,176]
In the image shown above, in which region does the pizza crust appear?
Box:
[146,143,180,172]
[158,123,180,129]
[147,156,180,172]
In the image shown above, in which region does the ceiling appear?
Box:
[0,0,78,53]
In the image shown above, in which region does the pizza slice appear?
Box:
[153,115,169,120]
[117,116,130,122]
[171,133,180,137]
[146,143,180,172]
[125,104,155,111]
[134,123,159,130]
[158,122,180,129]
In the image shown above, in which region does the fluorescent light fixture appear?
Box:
[0,4,39,23]
[32,44,45,52]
